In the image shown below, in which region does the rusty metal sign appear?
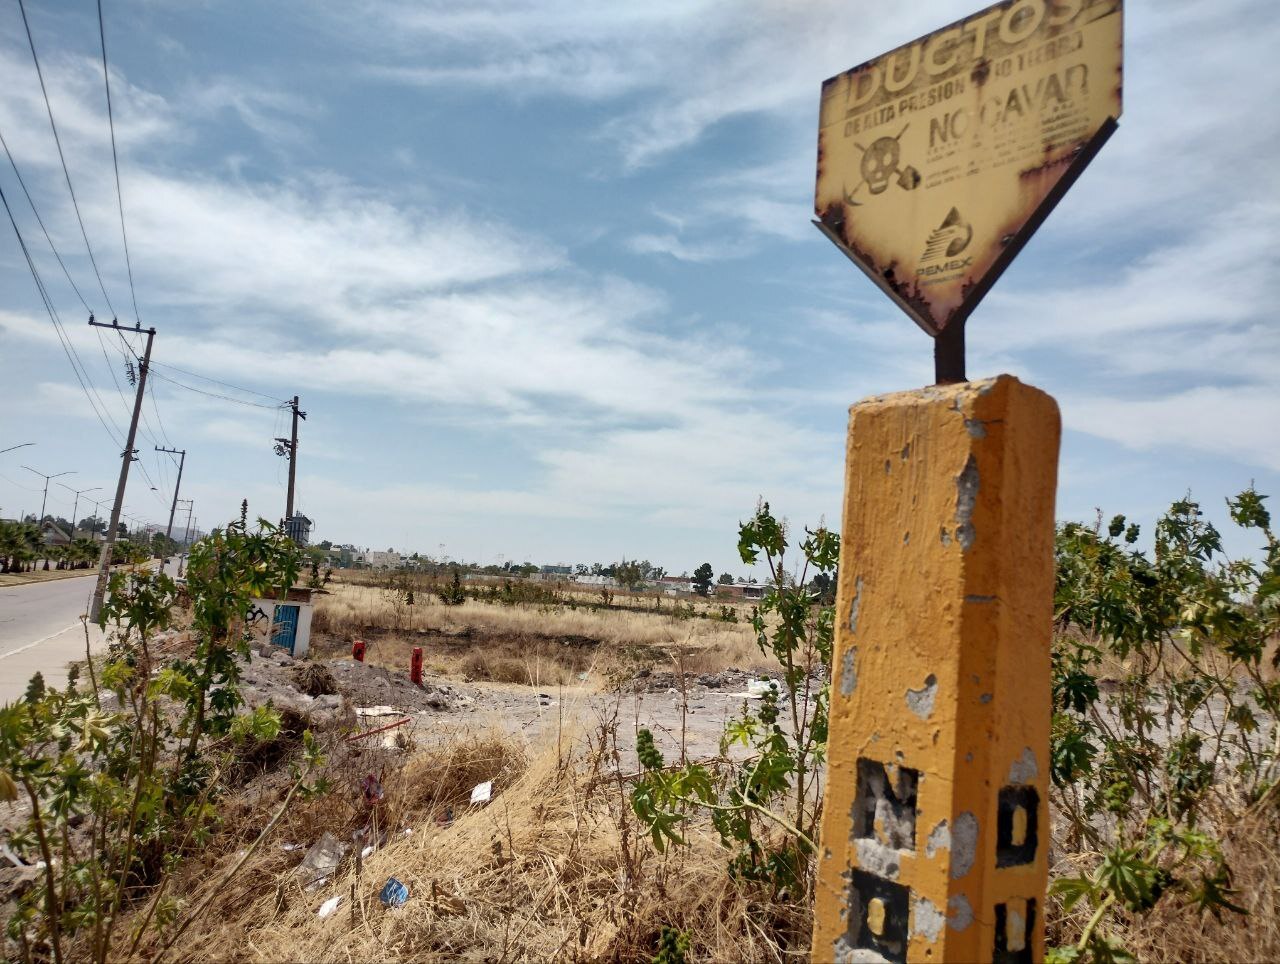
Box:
[815,0,1122,377]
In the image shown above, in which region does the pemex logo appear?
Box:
[920,207,973,264]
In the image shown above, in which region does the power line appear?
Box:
[147,357,288,403]
[0,180,125,447]
[0,125,92,315]
[17,0,116,317]
[0,472,44,493]
[96,0,142,327]
[95,325,135,416]
[147,368,287,410]
[147,378,172,446]
[0,121,132,443]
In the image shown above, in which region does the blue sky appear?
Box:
[0,0,1277,577]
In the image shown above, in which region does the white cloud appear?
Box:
[626,232,740,263]
[1062,385,1280,472]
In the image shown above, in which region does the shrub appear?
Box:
[631,502,838,905]
[1047,488,1279,960]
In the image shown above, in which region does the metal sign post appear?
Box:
[811,1,1122,960]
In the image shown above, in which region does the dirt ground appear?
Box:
[243,634,783,763]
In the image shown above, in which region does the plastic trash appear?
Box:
[379,876,409,908]
[470,781,493,805]
[296,831,346,887]
[317,895,342,919]
[360,774,385,806]
[745,679,777,699]
[361,844,375,860]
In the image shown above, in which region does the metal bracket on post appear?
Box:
[933,319,966,385]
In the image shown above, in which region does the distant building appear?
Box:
[715,582,767,600]
[656,576,695,595]
[363,549,402,569]
[571,574,617,588]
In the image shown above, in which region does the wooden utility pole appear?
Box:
[89,318,155,622]
[156,445,186,543]
[179,499,194,545]
[176,498,193,577]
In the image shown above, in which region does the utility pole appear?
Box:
[275,395,305,524]
[155,445,186,543]
[21,465,74,525]
[89,318,156,622]
[178,499,194,546]
[58,482,102,537]
[175,498,193,577]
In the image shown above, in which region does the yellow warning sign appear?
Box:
[815,0,1123,335]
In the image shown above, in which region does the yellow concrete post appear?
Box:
[812,375,1060,964]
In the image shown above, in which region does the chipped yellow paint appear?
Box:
[812,375,1060,963]
[868,898,887,936]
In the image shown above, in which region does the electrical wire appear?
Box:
[96,0,142,327]
[1,180,125,448]
[147,358,288,403]
[147,378,173,447]
[95,326,136,419]
[0,122,134,448]
[0,472,44,493]
[0,127,92,316]
[147,368,287,410]
[17,0,116,317]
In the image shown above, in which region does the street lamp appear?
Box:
[58,483,102,537]
[21,465,75,526]
[1,442,35,456]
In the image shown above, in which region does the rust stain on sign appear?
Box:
[816,0,1123,336]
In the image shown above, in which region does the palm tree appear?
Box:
[70,537,99,569]
[0,520,41,573]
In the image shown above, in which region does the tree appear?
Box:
[77,516,106,535]
[614,560,644,590]
[718,572,734,585]
[808,571,836,604]
[692,563,714,596]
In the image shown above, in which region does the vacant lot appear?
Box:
[310,575,774,687]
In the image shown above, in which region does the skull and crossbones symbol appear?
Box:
[844,124,921,205]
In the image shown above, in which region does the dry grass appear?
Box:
[310,580,771,685]
[1117,802,1280,962]
[1048,796,1280,962]
[144,724,810,963]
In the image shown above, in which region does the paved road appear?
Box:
[0,572,105,704]
[0,560,187,704]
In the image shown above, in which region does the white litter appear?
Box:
[361,844,375,860]
[744,680,777,699]
[470,781,493,805]
[317,895,342,919]
[355,705,400,717]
